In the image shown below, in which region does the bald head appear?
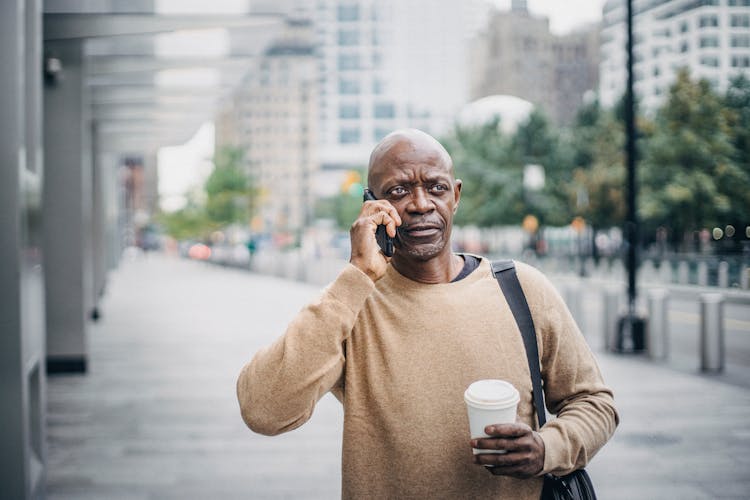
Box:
[367,129,453,188]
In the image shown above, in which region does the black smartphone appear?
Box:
[363,188,395,257]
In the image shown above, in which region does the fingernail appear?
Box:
[487,426,495,433]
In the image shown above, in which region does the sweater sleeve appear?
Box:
[236,263,375,436]
[517,265,619,476]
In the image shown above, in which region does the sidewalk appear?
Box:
[46,255,750,499]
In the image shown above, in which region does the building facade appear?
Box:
[600,0,750,112]
[217,19,318,236]
[470,2,600,125]
[312,0,491,168]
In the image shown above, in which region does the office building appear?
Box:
[217,19,318,235]
[470,2,600,125]
[600,0,750,112]
[312,0,491,168]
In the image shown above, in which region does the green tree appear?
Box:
[566,100,626,232]
[639,69,741,248]
[513,109,573,226]
[158,195,212,241]
[314,168,367,230]
[723,74,750,226]
[158,145,256,241]
[204,146,256,228]
[443,109,576,228]
[444,118,524,227]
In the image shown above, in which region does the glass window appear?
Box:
[700,36,720,48]
[339,78,360,94]
[731,14,750,27]
[338,53,360,70]
[374,127,391,142]
[699,15,719,27]
[338,103,360,119]
[339,127,361,144]
[337,4,360,22]
[731,34,750,47]
[700,55,720,67]
[374,102,395,119]
[729,0,750,6]
[372,78,385,95]
[732,55,750,67]
[680,41,689,53]
[680,21,689,33]
[338,29,359,46]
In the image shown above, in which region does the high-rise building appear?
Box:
[312,0,491,169]
[599,0,750,112]
[216,19,318,235]
[470,5,600,125]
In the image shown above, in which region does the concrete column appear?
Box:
[91,122,108,319]
[0,0,46,497]
[43,38,94,373]
[102,153,122,271]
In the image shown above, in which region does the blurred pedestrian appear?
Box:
[236,129,618,498]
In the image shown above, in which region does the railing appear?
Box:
[233,249,750,374]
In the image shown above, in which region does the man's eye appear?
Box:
[430,184,448,193]
[390,187,407,196]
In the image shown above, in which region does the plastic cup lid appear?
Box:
[464,379,520,409]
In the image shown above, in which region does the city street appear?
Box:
[46,254,750,499]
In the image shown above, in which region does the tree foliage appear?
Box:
[159,145,256,240]
[444,109,573,227]
[566,100,626,230]
[443,70,750,253]
[640,69,748,247]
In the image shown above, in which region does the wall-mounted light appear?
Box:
[44,56,62,85]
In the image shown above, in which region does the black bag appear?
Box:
[491,260,597,500]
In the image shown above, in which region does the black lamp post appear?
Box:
[615,0,646,352]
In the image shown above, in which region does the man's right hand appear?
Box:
[349,199,401,282]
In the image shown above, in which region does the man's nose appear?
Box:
[407,188,434,214]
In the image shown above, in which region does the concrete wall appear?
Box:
[0,0,47,497]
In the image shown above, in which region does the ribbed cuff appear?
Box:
[538,427,566,475]
[326,263,376,315]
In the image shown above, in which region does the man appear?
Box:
[237,129,618,498]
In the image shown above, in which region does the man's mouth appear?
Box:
[400,223,442,238]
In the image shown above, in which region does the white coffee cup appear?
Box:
[464,379,520,454]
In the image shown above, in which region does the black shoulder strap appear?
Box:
[491,260,547,428]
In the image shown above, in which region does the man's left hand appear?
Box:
[471,423,545,478]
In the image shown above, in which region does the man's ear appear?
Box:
[453,179,462,213]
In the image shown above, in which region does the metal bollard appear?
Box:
[658,260,672,284]
[742,266,749,290]
[697,261,708,286]
[717,261,729,288]
[647,288,669,360]
[603,287,621,351]
[562,282,582,329]
[677,261,689,284]
[700,293,724,373]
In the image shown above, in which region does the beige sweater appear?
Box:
[237,258,618,499]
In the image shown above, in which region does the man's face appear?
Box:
[368,136,461,261]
